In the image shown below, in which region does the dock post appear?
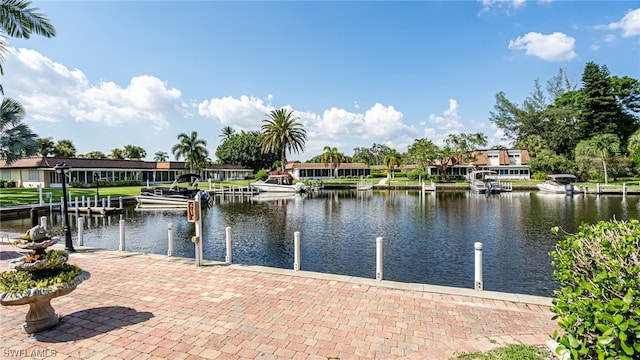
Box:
[119,219,125,251]
[107,196,111,207]
[78,217,84,246]
[623,183,627,197]
[119,196,123,209]
[82,195,86,207]
[102,198,106,208]
[474,242,483,291]
[376,237,383,280]
[30,208,38,227]
[294,231,301,271]
[168,223,173,256]
[225,227,232,264]
[40,216,47,230]
[94,195,98,206]
[38,184,43,205]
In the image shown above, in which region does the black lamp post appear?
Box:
[55,162,74,252]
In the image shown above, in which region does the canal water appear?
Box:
[3,190,639,297]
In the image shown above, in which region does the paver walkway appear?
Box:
[0,244,557,359]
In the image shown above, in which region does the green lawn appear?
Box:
[449,343,552,359]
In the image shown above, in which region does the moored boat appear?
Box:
[536,174,581,194]
[250,171,307,193]
[468,170,503,194]
[137,173,213,208]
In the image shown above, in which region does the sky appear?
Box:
[2,0,639,162]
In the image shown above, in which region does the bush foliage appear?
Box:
[550,219,640,359]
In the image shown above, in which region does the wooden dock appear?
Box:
[68,207,123,215]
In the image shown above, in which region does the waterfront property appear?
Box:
[0,157,253,188]
[286,162,371,180]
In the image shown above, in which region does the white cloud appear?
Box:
[508,32,577,61]
[3,48,186,131]
[198,95,273,130]
[606,8,640,37]
[478,0,526,14]
[428,99,464,131]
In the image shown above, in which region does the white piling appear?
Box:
[40,216,47,230]
[78,217,84,246]
[38,184,43,205]
[294,231,301,271]
[102,198,106,208]
[474,242,483,291]
[225,227,232,264]
[75,197,79,209]
[94,195,98,206]
[119,219,125,251]
[107,196,111,207]
[376,237,383,280]
[82,195,86,207]
[119,196,123,209]
[167,223,173,256]
[623,183,627,197]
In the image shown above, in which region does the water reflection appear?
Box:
[3,190,639,297]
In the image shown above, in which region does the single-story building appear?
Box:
[0,157,253,188]
[286,162,371,180]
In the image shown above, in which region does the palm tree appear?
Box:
[260,108,307,172]
[219,126,235,142]
[321,146,344,178]
[153,151,168,162]
[0,0,55,163]
[0,97,37,164]
[383,149,403,178]
[36,136,54,157]
[588,133,620,184]
[171,131,209,173]
[123,144,146,160]
[110,148,125,160]
[53,139,76,157]
[0,0,56,81]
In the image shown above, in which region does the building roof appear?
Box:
[286,162,369,170]
[0,157,252,171]
[0,157,157,170]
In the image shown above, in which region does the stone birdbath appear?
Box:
[0,225,90,333]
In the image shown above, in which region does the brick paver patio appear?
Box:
[0,244,557,359]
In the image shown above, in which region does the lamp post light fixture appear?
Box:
[54,162,75,252]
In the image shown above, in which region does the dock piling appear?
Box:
[376,237,383,280]
[475,242,483,291]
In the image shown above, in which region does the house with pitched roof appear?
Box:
[0,157,253,188]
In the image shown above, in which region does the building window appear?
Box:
[28,170,39,181]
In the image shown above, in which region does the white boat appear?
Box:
[468,170,503,194]
[536,174,581,194]
[250,172,307,193]
[137,174,213,208]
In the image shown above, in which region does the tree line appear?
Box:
[491,63,639,183]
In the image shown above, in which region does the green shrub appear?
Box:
[532,171,547,181]
[550,219,640,360]
[254,170,269,181]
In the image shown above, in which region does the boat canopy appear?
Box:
[547,174,577,180]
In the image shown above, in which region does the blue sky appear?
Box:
[3,0,639,162]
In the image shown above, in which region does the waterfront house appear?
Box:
[0,157,253,188]
[286,162,371,180]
